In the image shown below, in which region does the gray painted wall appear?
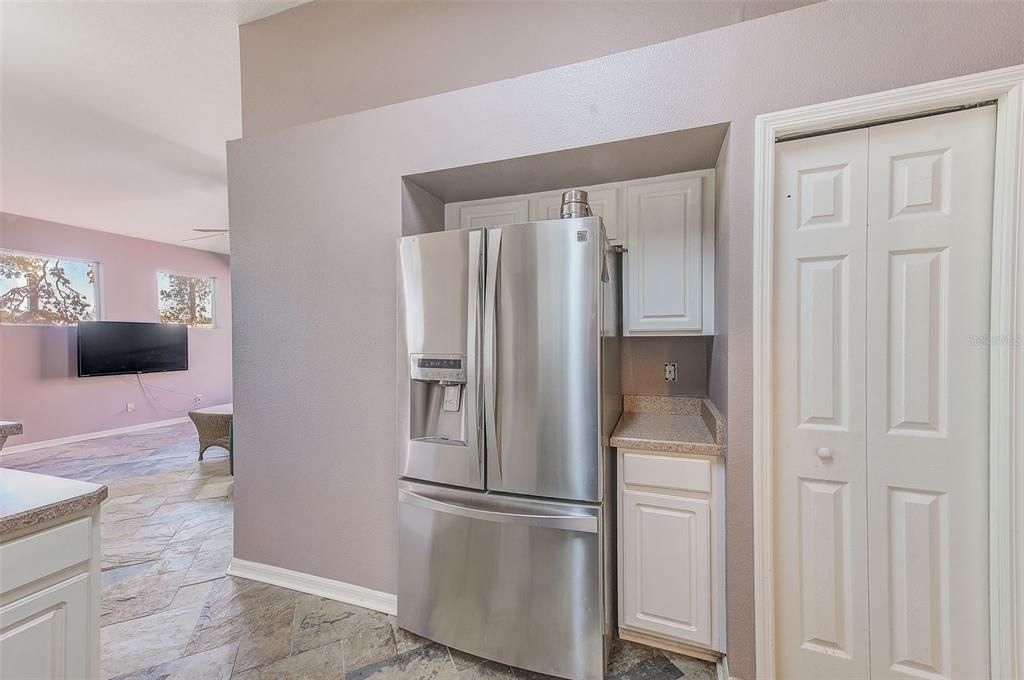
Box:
[227,4,1024,678]
[710,130,731,415]
[239,0,817,136]
[621,337,710,397]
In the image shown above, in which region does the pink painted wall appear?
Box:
[0,212,232,446]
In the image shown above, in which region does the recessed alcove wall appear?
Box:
[400,124,730,399]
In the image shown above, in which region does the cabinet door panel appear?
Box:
[534,188,620,241]
[622,490,710,645]
[0,573,91,680]
[456,200,529,230]
[625,178,702,333]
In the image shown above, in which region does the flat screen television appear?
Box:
[77,321,188,377]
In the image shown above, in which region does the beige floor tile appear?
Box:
[231,639,345,680]
[195,478,234,500]
[101,604,204,678]
[111,641,238,680]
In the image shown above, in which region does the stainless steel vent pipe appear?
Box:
[560,189,592,218]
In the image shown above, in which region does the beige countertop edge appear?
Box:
[700,399,726,446]
[611,435,725,457]
[0,468,108,538]
[0,487,108,538]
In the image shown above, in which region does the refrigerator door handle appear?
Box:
[483,228,501,479]
[398,487,598,533]
[467,230,484,464]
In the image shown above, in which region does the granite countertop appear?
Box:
[611,394,725,457]
[0,468,107,537]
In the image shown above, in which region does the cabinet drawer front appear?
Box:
[0,517,92,593]
[623,453,711,494]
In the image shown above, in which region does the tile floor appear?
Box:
[2,422,718,680]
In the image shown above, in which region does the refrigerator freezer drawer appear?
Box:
[398,481,605,680]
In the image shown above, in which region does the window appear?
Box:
[158,272,215,327]
[0,249,98,325]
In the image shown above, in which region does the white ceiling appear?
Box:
[0,0,308,255]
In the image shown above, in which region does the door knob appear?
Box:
[817,447,833,460]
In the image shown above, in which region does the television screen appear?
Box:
[77,321,188,377]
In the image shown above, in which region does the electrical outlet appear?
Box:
[664,362,678,382]
[194,394,203,404]
[126,402,135,413]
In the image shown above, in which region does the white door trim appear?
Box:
[752,64,1024,680]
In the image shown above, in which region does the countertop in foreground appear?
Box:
[0,468,107,537]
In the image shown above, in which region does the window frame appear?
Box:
[156,270,217,329]
[0,247,102,326]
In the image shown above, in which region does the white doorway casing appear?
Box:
[752,64,1024,680]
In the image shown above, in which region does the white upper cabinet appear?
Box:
[624,172,714,336]
[532,187,621,242]
[448,198,529,230]
[443,170,715,336]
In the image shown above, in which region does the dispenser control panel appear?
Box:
[410,353,467,383]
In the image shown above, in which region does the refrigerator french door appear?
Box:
[397,217,619,680]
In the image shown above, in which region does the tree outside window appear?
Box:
[158,273,215,328]
[0,250,98,325]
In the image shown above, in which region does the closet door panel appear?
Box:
[865,106,996,680]
[772,128,871,680]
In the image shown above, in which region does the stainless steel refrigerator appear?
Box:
[396,216,621,680]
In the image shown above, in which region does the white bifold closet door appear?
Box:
[773,106,996,680]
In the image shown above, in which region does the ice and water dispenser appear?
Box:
[408,353,468,444]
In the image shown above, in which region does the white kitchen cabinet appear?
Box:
[443,170,715,336]
[618,450,725,660]
[1,573,92,680]
[622,489,711,645]
[531,187,621,241]
[0,512,102,680]
[449,198,529,230]
[623,172,714,335]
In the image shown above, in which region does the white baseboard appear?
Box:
[1,417,190,455]
[227,557,398,616]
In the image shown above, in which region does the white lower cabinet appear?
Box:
[622,490,711,645]
[1,573,92,680]
[0,513,101,679]
[618,450,724,659]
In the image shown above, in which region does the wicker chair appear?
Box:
[187,404,232,462]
